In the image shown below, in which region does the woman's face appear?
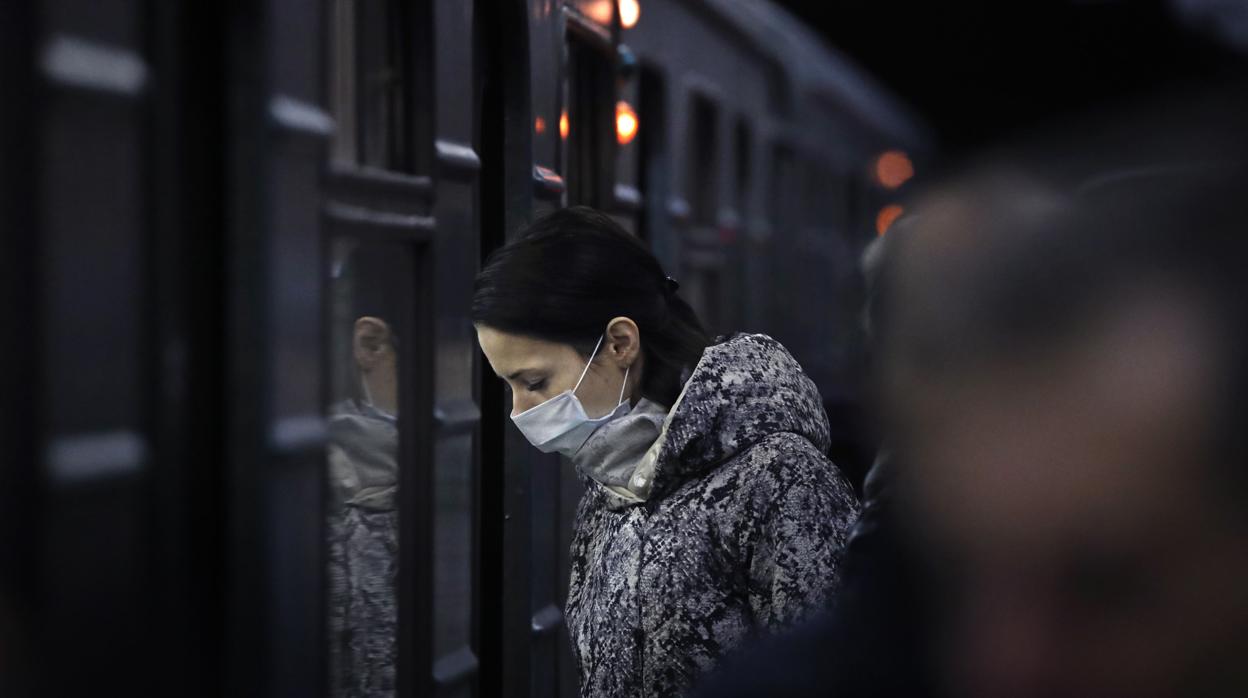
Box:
[476,322,639,418]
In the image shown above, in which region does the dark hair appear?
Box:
[472,206,709,406]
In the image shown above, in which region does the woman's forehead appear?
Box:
[476,326,576,372]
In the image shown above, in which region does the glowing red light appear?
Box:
[876,204,904,236]
[874,150,915,190]
[616,101,638,145]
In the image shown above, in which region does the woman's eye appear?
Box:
[526,380,547,392]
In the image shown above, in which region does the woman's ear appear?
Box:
[604,316,641,366]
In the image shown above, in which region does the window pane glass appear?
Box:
[683,265,723,336]
[357,0,401,168]
[329,0,358,164]
[326,239,410,697]
[769,145,797,232]
[687,96,718,225]
[567,39,613,207]
[329,0,411,170]
[734,119,751,216]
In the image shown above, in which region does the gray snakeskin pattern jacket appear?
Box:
[565,333,860,697]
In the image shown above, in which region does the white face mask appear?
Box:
[511,335,632,457]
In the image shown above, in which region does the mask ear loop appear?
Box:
[617,365,630,407]
[571,334,605,395]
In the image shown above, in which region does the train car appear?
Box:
[0,1,926,696]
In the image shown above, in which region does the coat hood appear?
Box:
[645,333,831,500]
[565,335,857,697]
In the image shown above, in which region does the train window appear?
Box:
[683,266,723,334]
[847,175,867,242]
[325,238,412,697]
[329,0,429,172]
[803,160,825,231]
[686,94,719,226]
[734,118,752,217]
[637,64,669,252]
[768,144,798,233]
[809,162,848,237]
[613,83,642,235]
[766,64,791,118]
[566,37,615,207]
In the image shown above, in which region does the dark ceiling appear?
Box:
[773,0,1240,153]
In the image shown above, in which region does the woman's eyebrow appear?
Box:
[501,368,541,380]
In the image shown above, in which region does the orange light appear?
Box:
[619,0,640,28]
[582,0,614,24]
[534,116,547,134]
[615,101,638,145]
[876,204,904,236]
[874,150,914,190]
[559,110,569,140]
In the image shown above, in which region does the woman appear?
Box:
[473,206,859,697]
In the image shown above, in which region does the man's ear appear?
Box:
[353,316,393,370]
[604,316,641,366]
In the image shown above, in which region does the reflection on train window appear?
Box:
[326,239,409,697]
[329,0,427,171]
[687,94,719,225]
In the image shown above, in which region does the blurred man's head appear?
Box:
[877,164,1248,698]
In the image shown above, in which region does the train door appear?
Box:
[326,0,486,696]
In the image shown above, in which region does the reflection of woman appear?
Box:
[327,245,402,697]
[473,207,860,697]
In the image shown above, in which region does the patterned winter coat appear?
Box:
[565,333,860,697]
